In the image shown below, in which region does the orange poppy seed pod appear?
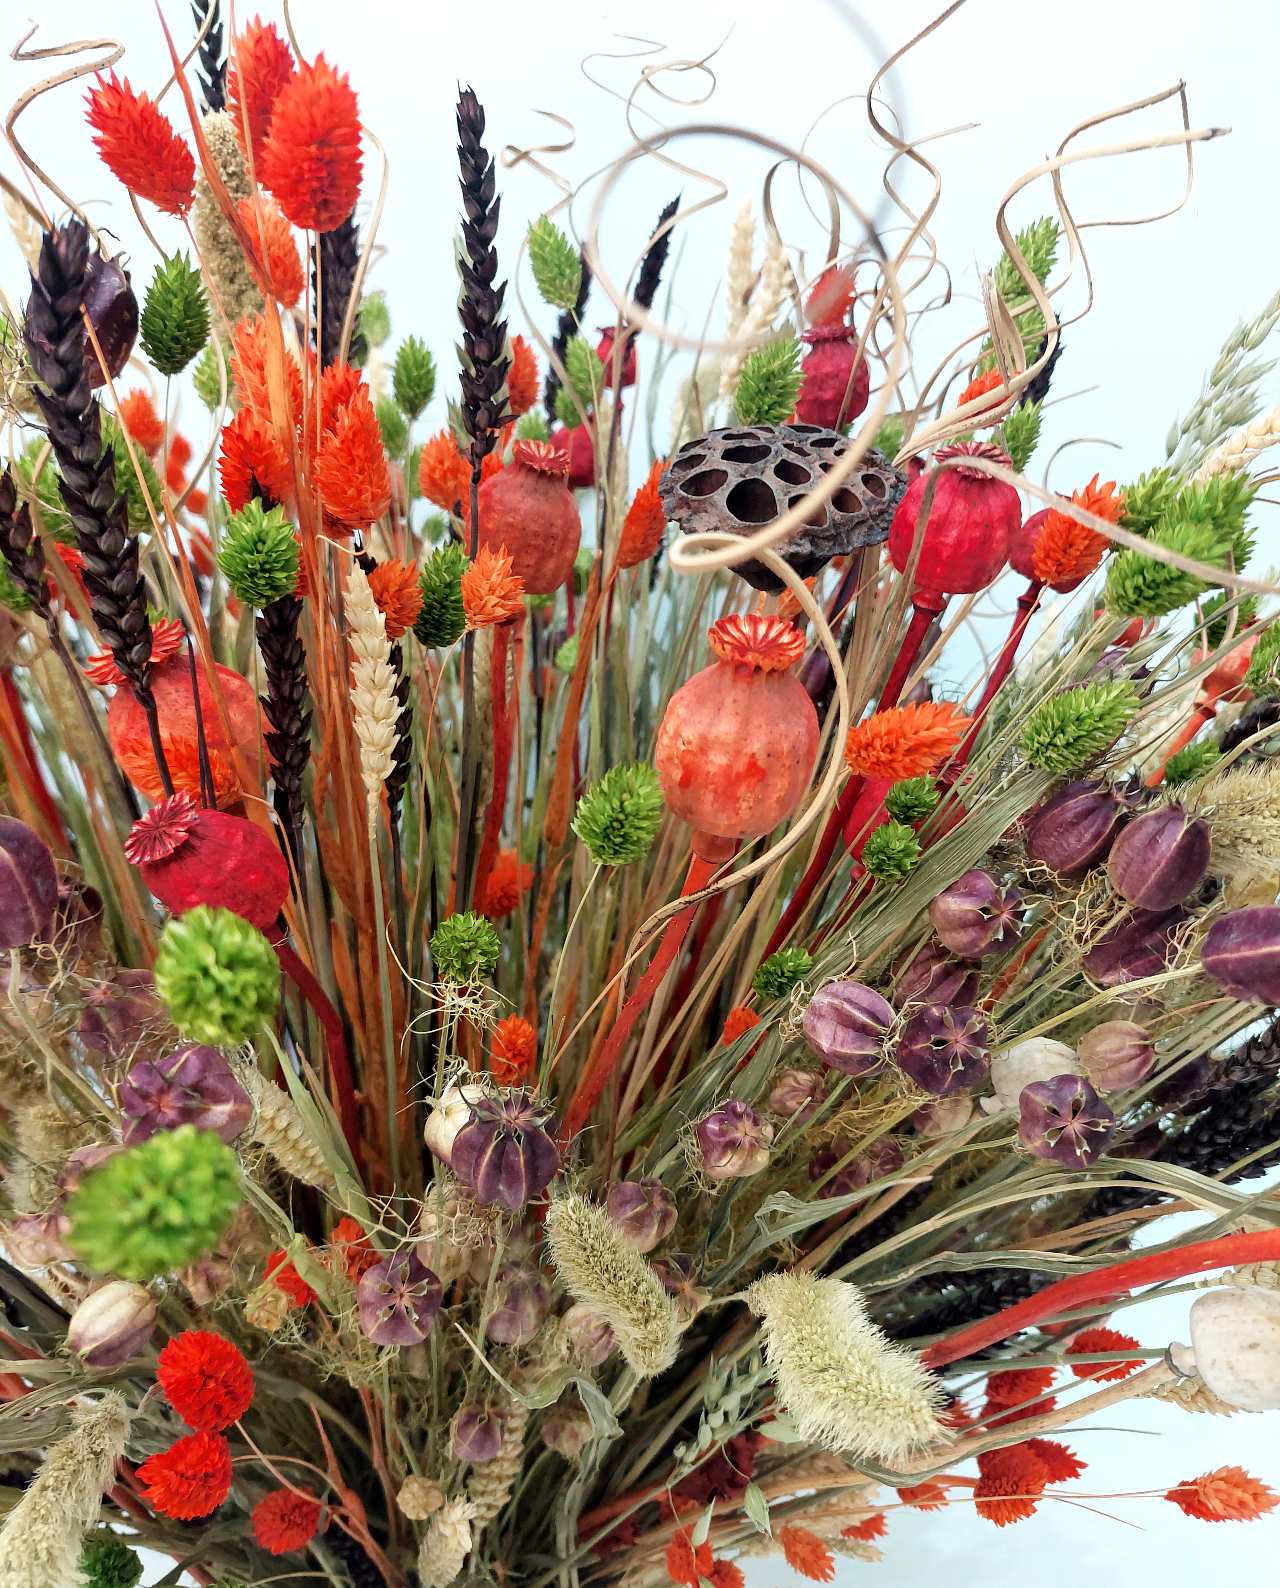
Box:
[477,439,582,594]
[108,656,261,807]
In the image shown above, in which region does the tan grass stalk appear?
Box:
[193,110,262,326]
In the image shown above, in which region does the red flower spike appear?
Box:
[231,315,303,433]
[86,73,195,216]
[118,388,165,454]
[320,362,364,433]
[137,1430,233,1518]
[896,1481,948,1510]
[260,55,362,233]
[314,385,390,527]
[156,1329,255,1431]
[665,1528,713,1588]
[125,791,201,864]
[265,1249,314,1308]
[252,1487,324,1554]
[219,408,293,512]
[169,433,193,471]
[134,804,289,934]
[86,617,186,689]
[805,264,855,328]
[329,1215,377,1281]
[418,429,472,511]
[974,1443,1049,1527]
[842,1513,887,1542]
[237,196,304,307]
[489,1015,537,1085]
[618,456,667,570]
[479,849,534,918]
[227,18,297,166]
[508,334,539,416]
[367,559,423,640]
[706,1561,745,1588]
[1022,1437,1086,1482]
[707,613,805,673]
[1165,1466,1279,1522]
[1066,1325,1142,1381]
[983,1366,1056,1407]
[778,1525,835,1582]
[720,1007,761,1046]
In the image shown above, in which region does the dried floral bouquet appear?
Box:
[3,6,1280,1586]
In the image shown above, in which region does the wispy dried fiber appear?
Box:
[545,1194,680,1377]
[748,1272,946,1465]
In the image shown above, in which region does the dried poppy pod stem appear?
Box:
[1146,626,1259,786]
[949,579,1044,773]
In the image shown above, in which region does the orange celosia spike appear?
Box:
[418,429,472,512]
[1066,1325,1142,1381]
[85,72,195,216]
[260,55,362,233]
[1165,1466,1279,1522]
[959,367,1004,408]
[617,457,668,570]
[319,362,365,434]
[231,314,303,433]
[1031,475,1125,589]
[236,197,304,308]
[507,333,539,417]
[461,544,525,629]
[85,618,186,688]
[974,1443,1049,1527]
[314,386,390,528]
[705,1561,745,1588]
[118,388,165,454]
[367,559,423,640]
[778,1525,835,1583]
[720,1006,761,1046]
[665,1528,713,1588]
[219,408,293,512]
[489,1014,536,1086]
[479,849,533,919]
[844,700,967,780]
[227,18,297,166]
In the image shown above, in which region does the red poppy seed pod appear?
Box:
[606,1178,678,1253]
[120,1043,252,1145]
[67,1280,157,1368]
[1202,907,1280,1004]
[551,422,597,489]
[895,941,979,1007]
[655,614,819,857]
[1017,1074,1116,1168]
[888,441,1020,600]
[127,793,289,934]
[1083,906,1186,987]
[1009,507,1051,582]
[895,1005,990,1096]
[452,1090,561,1213]
[1078,1020,1156,1091]
[477,439,582,595]
[562,1302,617,1367]
[0,815,59,948]
[451,1405,506,1464]
[78,969,160,1055]
[485,1259,551,1346]
[928,868,1024,960]
[795,325,869,430]
[768,1067,827,1121]
[651,1254,709,1324]
[356,1250,443,1346]
[596,327,637,388]
[1024,781,1124,877]
[801,980,895,1076]
[694,1099,773,1180]
[1106,804,1210,911]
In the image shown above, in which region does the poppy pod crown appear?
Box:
[513,438,569,478]
[707,613,806,673]
[933,439,1012,478]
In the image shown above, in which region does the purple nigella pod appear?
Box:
[1202,907,1280,1005]
[2,1211,71,1267]
[357,1250,443,1346]
[810,1136,903,1196]
[39,879,103,960]
[651,1254,709,1324]
[25,249,137,389]
[562,1302,616,1366]
[767,1068,826,1121]
[1078,1020,1156,1091]
[802,981,894,1076]
[485,1259,551,1346]
[928,869,1023,960]
[1106,804,1210,911]
[542,1405,591,1459]
[895,941,979,1007]
[0,814,58,948]
[895,1005,990,1095]
[1018,1073,1116,1168]
[605,1178,677,1253]
[120,1044,252,1145]
[451,1405,506,1463]
[1083,906,1185,987]
[1024,781,1124,877]
[694,1099,773,1180]
[67,1280,156,1367]
[78,970,161,1055]
[451,1090,561,1213]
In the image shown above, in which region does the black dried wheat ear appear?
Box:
[0,467,50,618]
[1022,330,1063,407]
[24,220,172,794]
[634,194,680,314]
[191,0,226,113]
[312,211,368,370]
[455,85,511,468]
[386,641,413,826]
[543,247,592,422]
[257,593,311,874]
[323,1524,385,1588]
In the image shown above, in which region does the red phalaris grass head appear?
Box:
[219,408,293,512]
[655,614,819,854]
[260,54,362,233]
[227,18,297,165]
[888,441,1021,599]
[85,73,195,216]
[1010,476,1125,591]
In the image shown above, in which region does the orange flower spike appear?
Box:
[367,559,423,639]
[973,1443,1049,1527]
[896,1481,948,1510]
[479,849,534,918]
[720,1006,761,1046]
[226,18,296,165]
[85,73,195,216]
[489,1014,536,1085]
[842,1513,887,1542]
[86,617,186,688]
[1166,1466,1279,1522]
[706,1561,745,1588]
[219,408,293,512]
[617,457,668,570]
[959,367,1005,411]
[1030,475,1125,590]
[236,197,304,307]
[314,385,391,527]
[844,700,968,781]
[778,1525,835,1583]
[231,314,303,432]
[983,1365,1056,1407]
[118,388,165,454]
[260,54,362,233]
[462,544,525,629]
[665,1528,713,1588]
[319,362,365,434]
[1066,1325,1142,1381]
[507,333,539,416]
[418,429,471,511]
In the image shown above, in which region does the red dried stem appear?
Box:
[472,619,514,906]
[1145,703,1216,787]
[275,939,362,1167]
[950,580,1043,774]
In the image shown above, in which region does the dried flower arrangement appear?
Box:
[2,6,1280,1586]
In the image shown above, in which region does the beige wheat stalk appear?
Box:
[416,1496,477,1588]
[468,1399,529,1524]
[1149,1376,1250,1416]
[1194,406,1280,480]
[724,198,755,339]
[346,560,397,830]
[239,1062,337,1189]
[718,225,788,407]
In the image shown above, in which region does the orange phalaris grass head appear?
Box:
[462,545,525,628]
[1031,475,1125,589]
[844,700,967,780]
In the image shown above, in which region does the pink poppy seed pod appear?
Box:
[477,439,581,594]
[928,869,1024,960]
[1018,1074,1116,1168]
[451,1090,561,1214]
[67,1280,156,1367]
[801,980,894,1077]
[605,1178,677,1253]
[896,1005,990,1096]
[795,324,869,430]
[356,1250,443,1346]
[485,1259,551,1346]
[0,814,59,948]
[120,1043,252,1145]
[767,1067,827,1121]
[888,441,1020,601]
[1024,782,1124,877]
[451,1405,506,1464]
[1202,907,1280,1005]
[1106,804,1210,911]
[551,422,597,489]
[1078,1020,1156,1091]
[694,1099,773,1180]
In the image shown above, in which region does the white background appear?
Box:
[3,1,1280,1581]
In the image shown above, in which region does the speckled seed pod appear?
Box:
[802,980,895,1076]
[1178,1288,1280,1411]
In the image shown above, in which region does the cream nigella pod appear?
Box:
[423,1079,486,1167]
[982,1037,1081,1116]
[748,1271,946,1464]
[1169,1287,1280,1411]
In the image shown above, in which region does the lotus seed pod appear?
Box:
[895,1005,990,1096]
[767,1068,827,1121]
[1017,1074,1116,1168]
[1024,781,1124,877]
[0,814,59,948]
[694,1099,774,1180]
[422,1079,486,1166]
[984,1038,1081,1117]
[1181,1287,1280,1412]
[927,869,1023,960]
[605,1178,677,1253]
[1078,1020,1156,1091]
[1202,907,1280,1005]
[1106,803,1210,911]
[67,1280,156,1367]
[356,1251,443,1346]
[802,980,894,1076]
